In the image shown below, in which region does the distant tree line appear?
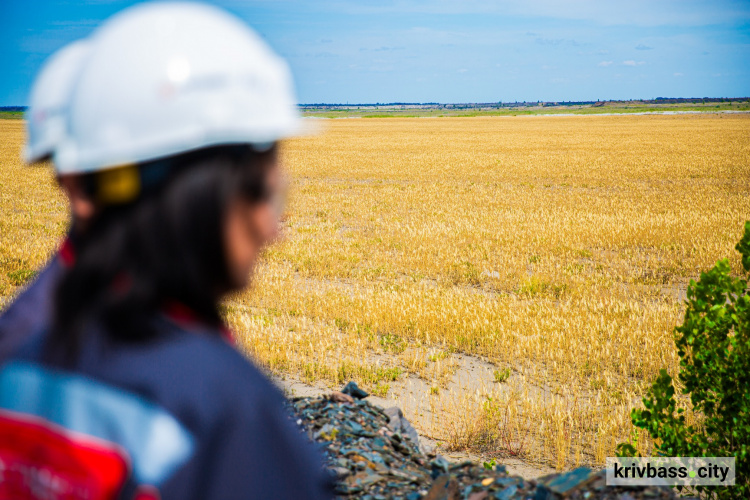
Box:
[299,97,748,110]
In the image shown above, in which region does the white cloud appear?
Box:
[598,60,613,66]
[622,60,645,66]
[458,68,468,73]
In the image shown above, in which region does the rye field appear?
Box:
[1,114,749,470]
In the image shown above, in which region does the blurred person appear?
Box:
[0,3,334,499]
[0,39,91,361]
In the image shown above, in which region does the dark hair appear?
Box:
[49,144,277,363]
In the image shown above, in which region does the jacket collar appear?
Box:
[162,300,235,345]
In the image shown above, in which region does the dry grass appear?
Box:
[2,114,749,469]
[0,120,67,306]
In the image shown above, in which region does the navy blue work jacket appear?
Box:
[0,241,335,500]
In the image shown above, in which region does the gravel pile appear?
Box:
[290,384,690,499]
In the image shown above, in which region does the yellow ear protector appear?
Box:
[84,158,174,206]
[96,164,141,204]
[85,144,275,206]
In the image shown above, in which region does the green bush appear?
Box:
[617,221,750,498]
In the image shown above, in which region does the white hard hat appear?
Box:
[25,40,91,163]
[55,2,301,174]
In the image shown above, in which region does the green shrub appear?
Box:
[617,221,750,499]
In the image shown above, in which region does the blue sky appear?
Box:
[1,0,749,105]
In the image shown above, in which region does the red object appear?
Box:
[133,485,161,500]
[161,300,199,326]
[0,409,130,500]
[220,325,236,346]
[59,238,75,267]
[162,300,235,346]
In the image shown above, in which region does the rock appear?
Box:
[537,467,596,495]
[289,394,681,499]
[341,381,369,399]
[431,456,450,478]
[332,466,351,479]
[424,475,460,500]
[384,406,422,453]
[494,485,518,500]
[330,391,355,404]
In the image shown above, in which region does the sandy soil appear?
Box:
[275,358,557,480]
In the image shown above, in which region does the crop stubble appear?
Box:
[1,114,748,469]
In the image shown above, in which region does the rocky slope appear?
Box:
[290,386,688,500]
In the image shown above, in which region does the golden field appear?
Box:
[1,114,749,470]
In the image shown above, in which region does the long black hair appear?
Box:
[50,144,277,363]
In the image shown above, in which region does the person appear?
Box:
[0,39,90,361]
[0,3,334,499]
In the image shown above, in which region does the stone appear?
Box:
[540,466,594,495]
[341,381,369,399]
[424,475,460,500]
[494,485,517,500]
[330,391,355,404]
[288,393,682,499]
[384,406,423,452]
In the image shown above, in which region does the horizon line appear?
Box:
[2,97,748,111]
